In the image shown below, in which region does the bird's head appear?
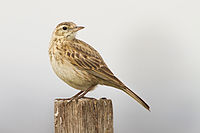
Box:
[53,22,84,40]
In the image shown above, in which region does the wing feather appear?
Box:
[63,39,123,85]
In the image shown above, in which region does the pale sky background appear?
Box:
[0,0,200,133]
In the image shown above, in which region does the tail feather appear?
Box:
[96,74,150,111]
[122,86,150,111]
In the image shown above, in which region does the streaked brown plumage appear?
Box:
[49,22,150,111]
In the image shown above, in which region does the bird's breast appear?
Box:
[49,46,97,90]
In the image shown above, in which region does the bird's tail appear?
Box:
[121,86,150,111]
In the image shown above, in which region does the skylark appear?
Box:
[49,22,150,110]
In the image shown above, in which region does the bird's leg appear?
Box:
[68,90,84,103]
[74,85,95,100]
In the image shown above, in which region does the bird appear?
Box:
[48,22,150,111]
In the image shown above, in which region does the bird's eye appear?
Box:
[62,27,67,30]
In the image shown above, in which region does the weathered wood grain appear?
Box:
[54,98,113,133]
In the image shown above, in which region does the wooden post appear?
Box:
[54,98,113,133]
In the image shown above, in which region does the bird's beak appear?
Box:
[73,26,84,32]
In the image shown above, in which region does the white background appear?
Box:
[0,0,200,133]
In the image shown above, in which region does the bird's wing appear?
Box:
[63,39,123,86]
